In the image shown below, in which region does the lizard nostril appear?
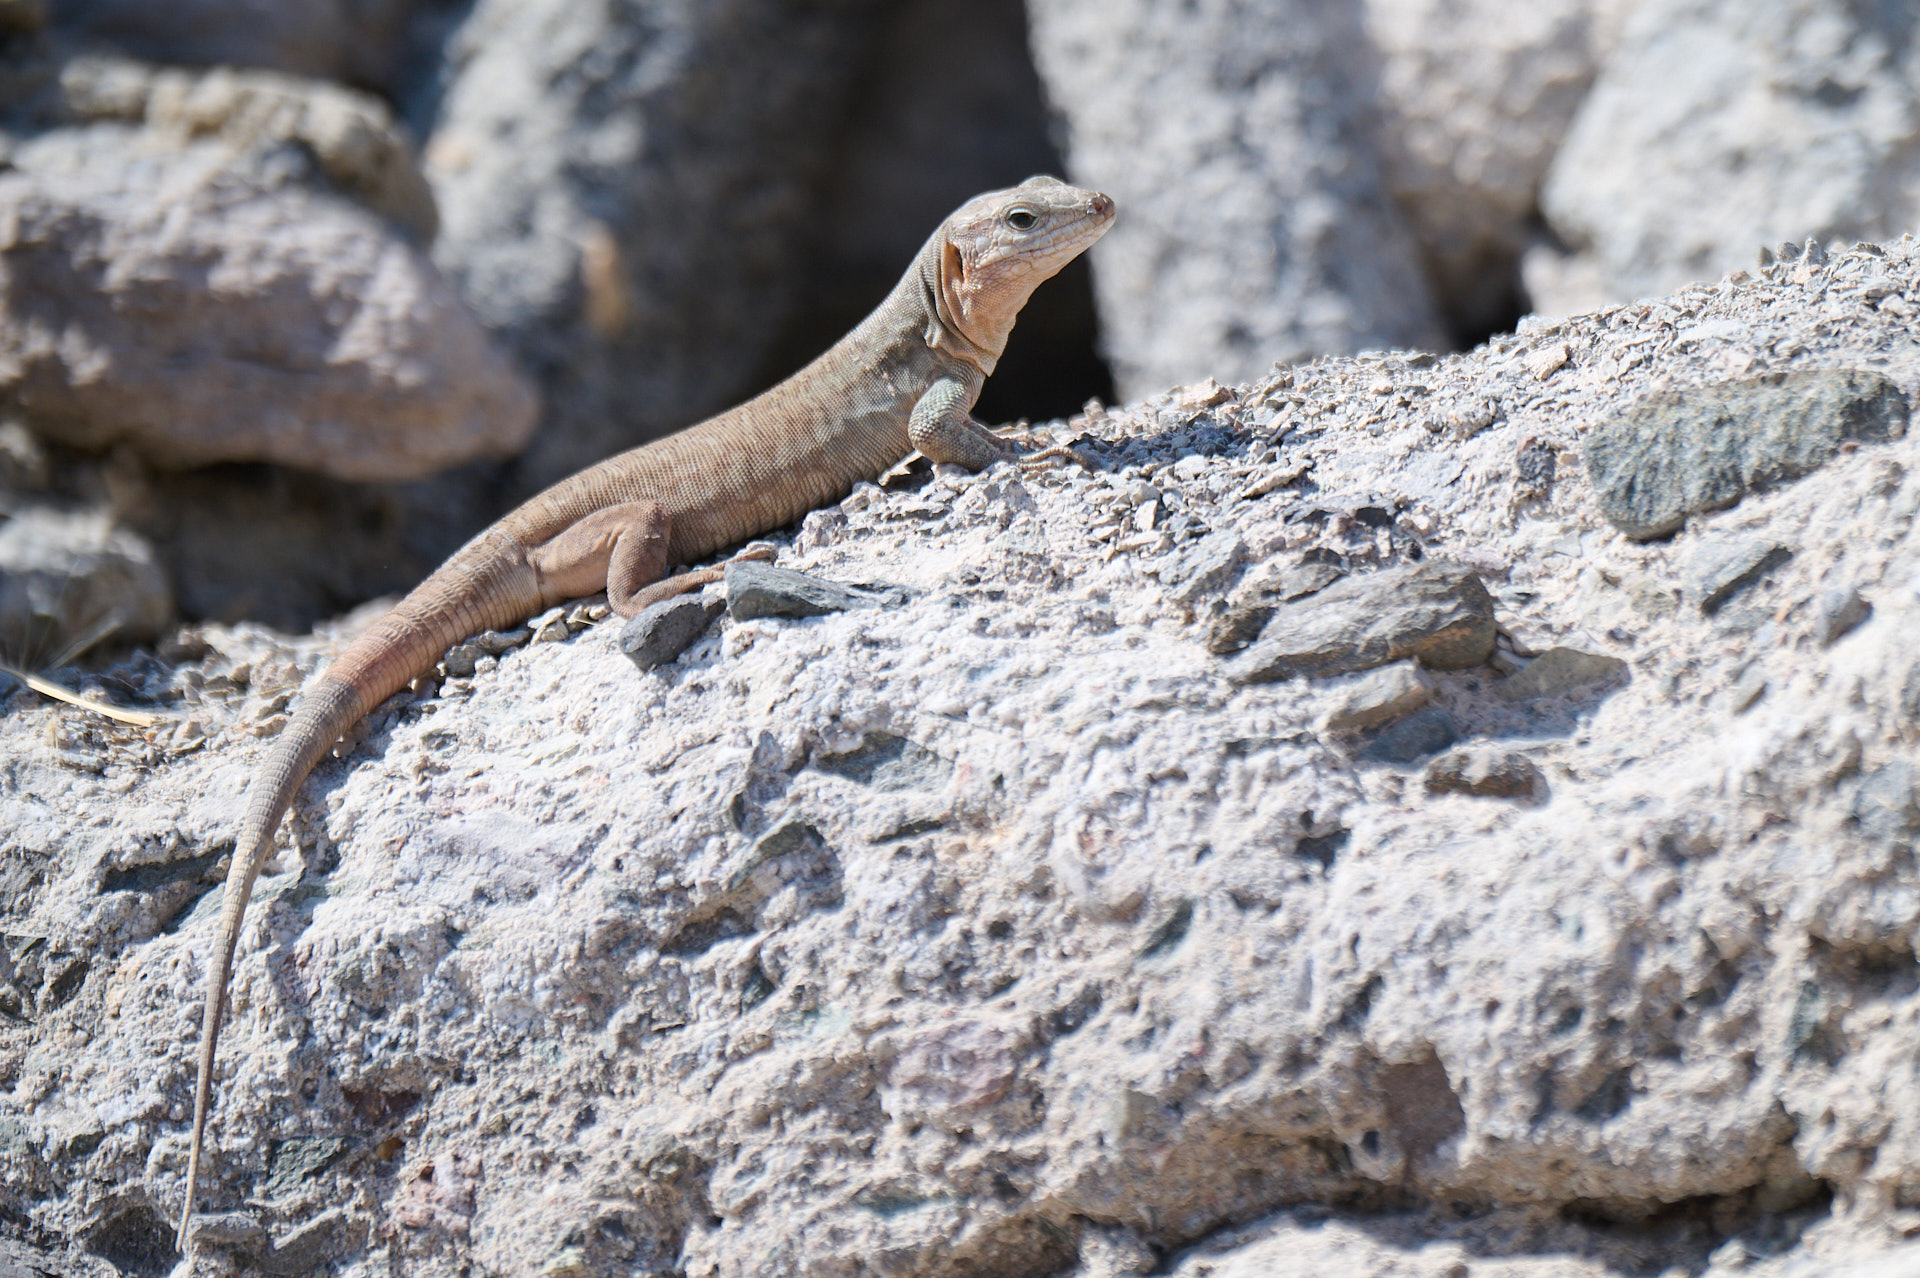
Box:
[1088,193,1113,217]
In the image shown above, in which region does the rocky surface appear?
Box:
[1528,0,1920,315]
[5,223,1920,1277]
[1026,0,1448,398]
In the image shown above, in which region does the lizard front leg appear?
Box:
[908,376,1091,471]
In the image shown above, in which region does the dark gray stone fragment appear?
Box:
[263,1136,351,1200]
[814,734,951,792]
[1583,369,1908,540]
[1494,647,1628,701]
[253,1209,367,1276]
[1225,560,1495,683]
[1425,748,1545,801]
[1205,548,1348,655]
[1686,538,1793,615]
[1165,531,1247,607]
[725,562,908,620]
[1813,587,1871,647]
[620,594,724,671]
[1357,706,1459,765]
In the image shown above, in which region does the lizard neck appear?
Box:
[915,235,1001,375]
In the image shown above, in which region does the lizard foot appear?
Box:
[1017,442,1097,471]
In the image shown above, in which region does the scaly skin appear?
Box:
[176,177,1115,1250]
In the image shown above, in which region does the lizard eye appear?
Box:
[1005,206,1038,231]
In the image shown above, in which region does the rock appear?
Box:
[1850,761,1918,845]
[1025,0,1447,399]
[1320,662,1433,732]
[1356,704,1460,764]
[1528,0,1920,314]
[0,128,538,481]
[1583,370,1908,540]
[724,562,908,621]
[1226,560,1495,684]
[1814,586,1871,647]
[50,0,419,92]
[17,221,1920,1278]
[619,594,724,672]
[1162,531,1246,609]
[1424,747,1546,801]
[252,1207,366,1276]
[1494,646,1628,701]
[1686,538,1793,616]
[422,0,883,488]
[0,505,171,658]
[1364,0,1630,338]
[1205,549,1348,655]
[55,56,438,241]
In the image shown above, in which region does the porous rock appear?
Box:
[15,238,1920,1278]
[1364,0,1632,338]
[49,0,419,91]
[0,128,537,480]
[1226,559,1496,684]
[1583,369,1908,540]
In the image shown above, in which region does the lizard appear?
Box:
[176,175,1116,1250]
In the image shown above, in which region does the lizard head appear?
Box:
[930,175,1116,369]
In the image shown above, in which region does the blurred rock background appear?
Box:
[3,0,1919,652]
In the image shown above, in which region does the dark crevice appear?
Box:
[758,0,1112,426]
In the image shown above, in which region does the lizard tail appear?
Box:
[179,674,363,1252]
[178,539,539,1252]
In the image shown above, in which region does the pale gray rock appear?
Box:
[0,504,171,658]
[1363,0,1634,337]
[1025,0,1447,399]
[1813,585,1871,647]
[0,127,537,481]
[1226,559,1496,683]
[421,0,883,489]
[54,55,439,241]
[620,594,723,671]
[1686,538,1793,616]
[1321,662,1433,732]
[12,237,1920,1278]
[1493,646,1628,701]
[1583,369,1908,540]
[1529,0,1920,314]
